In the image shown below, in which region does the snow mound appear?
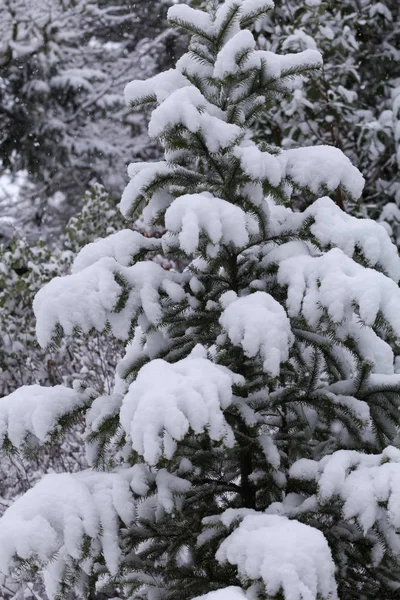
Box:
[194,588,247,600]
[219,291,294,376]
[305,197,400,281]
[234,143,282,186]
[149,87,242,152]
[120,354,244,465]
[125,69,190,107]
[120,161,172,219]
[216,511,338,600]
[279,146,364,200]
[164,193,258,256]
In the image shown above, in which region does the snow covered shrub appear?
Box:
[2,1,400,599]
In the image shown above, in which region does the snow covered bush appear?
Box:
[2,1,400,599]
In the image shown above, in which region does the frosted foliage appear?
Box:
[216,513,338,600]
[124,69,190,106]
[214,30,256,79]
[120,354,244,465]
[72,230,161,272]
[164,193,258,256]
[0,385,88,448]
[290,447,400,537]
[34,258,185,346]
[149,87,242,152]
[168,4,213,33]
[337,315,394,375]
[241,0,274,18]
[305,197,400,281]
[169,0,273,39]
[0,469,136,596]
[120,161,171,218]
[156,469,192,514]
[219,291,294,376]
[234,143,282,186]
[34,257,122,347]
[276,247,400,334]
[279,146,365,199]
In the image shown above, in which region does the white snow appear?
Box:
[72,230,162,272]
[240,0,274,21]
[279,48,323,74]
[149,87,242,152]
[120,353,244,465]
[290,447,400,539]
[234,143,282,186]
[34,257,122,347]
[302,197,400,281]
[0,469,137,597]
[168,4,213,34]
[156,469,192,514]
[120,161,172,218]
[194,588,247,600]
[278,146,364,200]
[164,192,258,256]
[34,258,185,346]
[213,30,256,79]
[274,247,400,334]
[0,385,88,449]
[125,69,190,107]
[219,291,293,376]
[216,512,338,600]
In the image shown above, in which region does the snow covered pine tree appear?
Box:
[2,1,400,599]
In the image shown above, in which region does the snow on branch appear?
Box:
[194,588,247,600]
[164,192,258,256]
[0,469,136,597]
[120,352,244,465]
[168,5,214,38]
[215,511,338,600]
[303,197,400,281]
[124,69,190,108]
[149,87,243,151]
[234,142,282,186]
[72,229,162,272]
[290,446,400,537]
[219,291,294,376]
[274,247,400,335]
[0,385,89,450]
[278,145,365,200]
[120,161,172,219]
[34,258,186,347]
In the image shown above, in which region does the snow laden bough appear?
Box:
[2,1,400,600]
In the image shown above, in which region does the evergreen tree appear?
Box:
[2,2,400,600]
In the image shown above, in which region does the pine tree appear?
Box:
[3,2,400,599]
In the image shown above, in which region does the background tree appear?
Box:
[0,0,180,234]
